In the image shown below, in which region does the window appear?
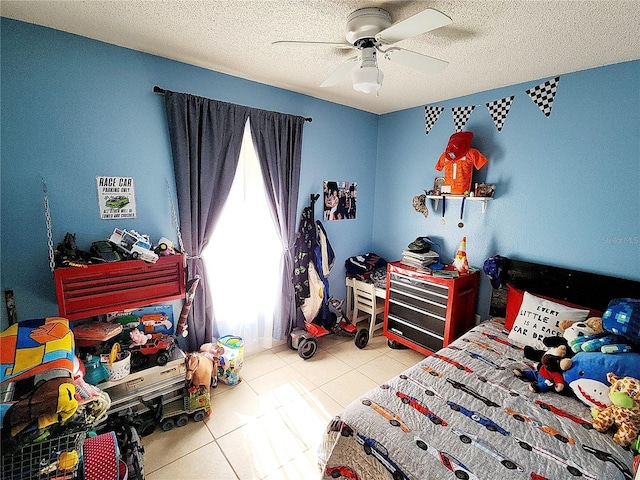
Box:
[203,121,282,356]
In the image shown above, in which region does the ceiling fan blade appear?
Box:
[376,8,452,44]
[320,56,359,87]
[384,48,448,75]
[272,40,353,50]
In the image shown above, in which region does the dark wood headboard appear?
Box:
[489,258,640,317]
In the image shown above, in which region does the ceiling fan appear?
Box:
[273,7,452,94]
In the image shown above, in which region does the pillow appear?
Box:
[507,291,590,349]
[504,284,603,331]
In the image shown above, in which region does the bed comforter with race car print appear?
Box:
[318,319,635,480]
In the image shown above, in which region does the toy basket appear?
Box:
[103,350,131,382]
[217,335,244,386]
[1,430,85,479]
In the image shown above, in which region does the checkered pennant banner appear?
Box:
[486,95,515,132]
[424,106,444,135]
[451,105,475,132]
[526,76,560,117]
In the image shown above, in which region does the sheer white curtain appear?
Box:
[203,121,282,356]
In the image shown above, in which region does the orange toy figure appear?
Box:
[435,132,488,195]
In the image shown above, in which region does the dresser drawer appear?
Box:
[387,314,444,352]
[390,273,448,306]
[388,299,446,336]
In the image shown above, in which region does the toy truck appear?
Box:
[159,386,211,431]
[109,228,159,263]
[129,333,175,368]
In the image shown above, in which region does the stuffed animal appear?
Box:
[603,298,640,345]
[185,352,216,389]
[522,335,573,364]
[514,342,572,393]
[561,316,634,354]
[560,317,602,345]
[564,351,640,409]
[4,376,78,436]
[592,373,640,446]
[129,328,150,345]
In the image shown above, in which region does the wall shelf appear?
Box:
[54,254,185,320]
[426,195,493,214]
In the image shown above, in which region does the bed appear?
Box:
[318,258,640,480]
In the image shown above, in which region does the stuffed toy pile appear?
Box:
[560,298,640,411]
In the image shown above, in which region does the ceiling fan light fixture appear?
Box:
[353,46,383,93]
[352,65,383,93]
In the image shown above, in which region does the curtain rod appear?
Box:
[153,86,312,122]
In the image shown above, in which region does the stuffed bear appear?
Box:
[561,314,635,354]
[560,317,602,346]
[592,373,640,446]
[514,341,573,393]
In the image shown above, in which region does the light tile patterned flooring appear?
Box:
[142,330,425,480]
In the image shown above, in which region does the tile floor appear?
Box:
[142,331,425,480]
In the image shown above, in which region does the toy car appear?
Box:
[109,228,159,263]
[90,240,121,262]
[129,333,175,368]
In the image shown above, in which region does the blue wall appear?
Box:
[2,18,638,330]
[373,61,640,317]
[0,19,378,328]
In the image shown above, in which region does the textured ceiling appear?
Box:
[2,0,639,114]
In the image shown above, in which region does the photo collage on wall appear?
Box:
[323,181,357,221]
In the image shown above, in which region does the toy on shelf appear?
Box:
[155,237,176,256]
[592,373,640,446]
[108,228,158,263]
[128,333,175,368]
[129,328,151,345]
[54,232,91,267]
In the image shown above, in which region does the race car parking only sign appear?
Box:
[96,176,137,219]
